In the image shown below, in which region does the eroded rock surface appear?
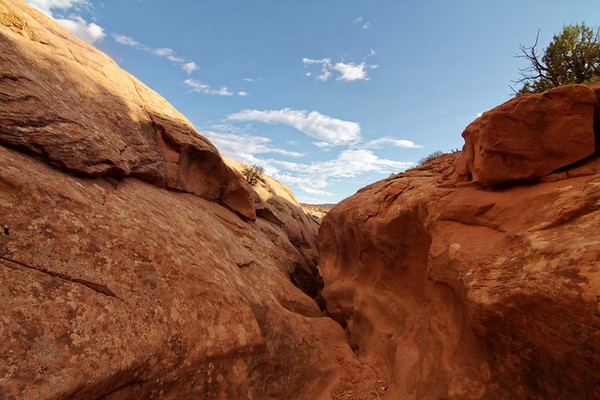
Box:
[320,91,600,398]
[0,0,254,219]
[454,85,596,186]
[0,1,381,399]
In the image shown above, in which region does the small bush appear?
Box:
[418,151,445,166]
[242,164,264,186]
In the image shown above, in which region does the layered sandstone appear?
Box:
[0,1,380,398]
[320,89,600,399]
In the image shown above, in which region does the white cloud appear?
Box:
[111,33,139,47]
[243,78,254,82]
[204,125,413,201]
[303,57,373,82]
[56,15,105,43]
[185,79,247,97]
[182,62,199,74]
[297,185,335,197]
[333,62,368,81]
[305,150,411,182]
[302,57,332,81]
[184,79,239,96]
[203,131,304,165]
[365,137,422,149]
[354,16,371,30]
[274,149,412,196]
[153,48,185,63]
[111,33,202,77]
[26,0,105,44]
[27,0,89,16]
[228,109,361,146]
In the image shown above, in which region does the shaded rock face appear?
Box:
[0,1,384,399]
[454,85,596,186]
[224,158,324,305]
[320,90,600,398]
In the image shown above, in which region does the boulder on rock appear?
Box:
[454,85,596,185]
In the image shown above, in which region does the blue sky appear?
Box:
[27,0,600,203]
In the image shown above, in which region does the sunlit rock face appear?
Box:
[3,1,600,399]
[319,87,600,399]
[454,84,596,186]
[0,1,384,399]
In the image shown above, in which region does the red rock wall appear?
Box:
[0,1,379,399]
[320,100,600,398]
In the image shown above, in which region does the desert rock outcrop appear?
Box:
[0,1,381,399]
[0,0,255,219]
[320,87,600,399]
[454,85,596,185]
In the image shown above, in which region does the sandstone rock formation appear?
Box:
[0,0,254,219]
[320,89,600,399]
[224,158,323,302]
[4,1,600,399]
[454,85,596,186]
[0,1,381,398]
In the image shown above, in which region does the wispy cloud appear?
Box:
[184,79,247,97]
[112,33,139,47]
[365,137,423,149]
[205,129,412,199]
[228,109,361,146]
[204,131,304,164]
[303,57,374,82]
[153,48,184,63]
[205,122,417,201]
[284,149,412,198]
[110,33,199,75]
[354,16,371,30]
[182,62,199,75]
[303,57,333,81]
[27,0,105,44]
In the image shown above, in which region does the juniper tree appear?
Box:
[514,23,600,95]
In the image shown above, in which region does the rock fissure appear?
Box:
[0,255,120,299]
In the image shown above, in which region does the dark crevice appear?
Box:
[256,208,283,227]
[216,199,254,222]
[289,262,326,312]
[0,256,120,299]
[95,380,147,400]
[236,260,254,269]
